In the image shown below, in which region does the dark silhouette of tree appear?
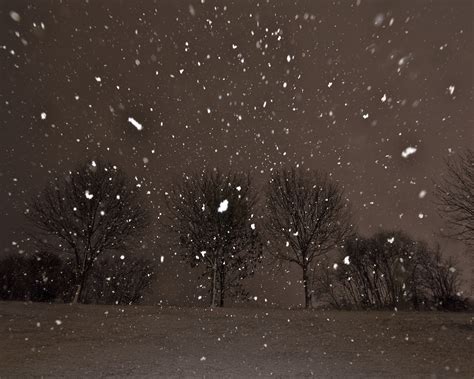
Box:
[435,149,474,246]
[313,231,466,311]
[83,256,156,305]
[0,254,30,301]
[164,169,262,307]
[0,251,73,302]
[25,160,150,303]
[329,231,428,309]
[265,168,353,308]
[420,245,466,311]
[28,251,72,302]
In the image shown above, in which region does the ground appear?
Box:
[0,302,472,378]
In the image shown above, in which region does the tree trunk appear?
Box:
[411,267,419,310]
[219,270,225,307]
[72,282,82,304]
[210,260,217,307]
[72,271,86,304]
[302,264,311,309]
[219,291,224,307]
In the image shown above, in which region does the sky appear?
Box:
[0,0,472,306]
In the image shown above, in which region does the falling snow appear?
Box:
[401,146,417,158]
[217,199,229,213]
[9,11,21,22]
[128,117,143,131]
[0,1,472,376]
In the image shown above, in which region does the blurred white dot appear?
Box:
[374,13,385,27]
[218,199,229,213]
[9,11,21,22]
[401,146,417,158]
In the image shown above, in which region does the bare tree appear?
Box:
[313,232,467,311]
[265,168,353,308]
[164,169,262,307]
[324,231,429,310]
[83,256,156,305]
[419,244,466,311]
[25,160,150,303]
[435,149,474,246]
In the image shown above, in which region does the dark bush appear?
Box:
[0,252,155,304]
[82,256,156,305]
[0,254,30,301]
[420,248,467,311]
[27,251,73,302]
[313,231,467,311]
[0,251,73,302]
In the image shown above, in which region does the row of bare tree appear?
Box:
[313,231,466,310]
[163,150,472,309]
[1,149,471,308]
[163,168,352,308]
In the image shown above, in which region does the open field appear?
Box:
[0,302,473,378]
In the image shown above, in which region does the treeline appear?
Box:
[163,165,468,310]
[0,150,472,310]
[314,231,466,311]
[0,251,155,304]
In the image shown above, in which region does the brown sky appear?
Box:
[0,0,472,306]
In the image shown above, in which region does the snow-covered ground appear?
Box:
[1,302,472,377]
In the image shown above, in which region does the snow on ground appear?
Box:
[0,302,472,377]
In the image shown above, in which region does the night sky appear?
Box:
[1,0,472,306]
